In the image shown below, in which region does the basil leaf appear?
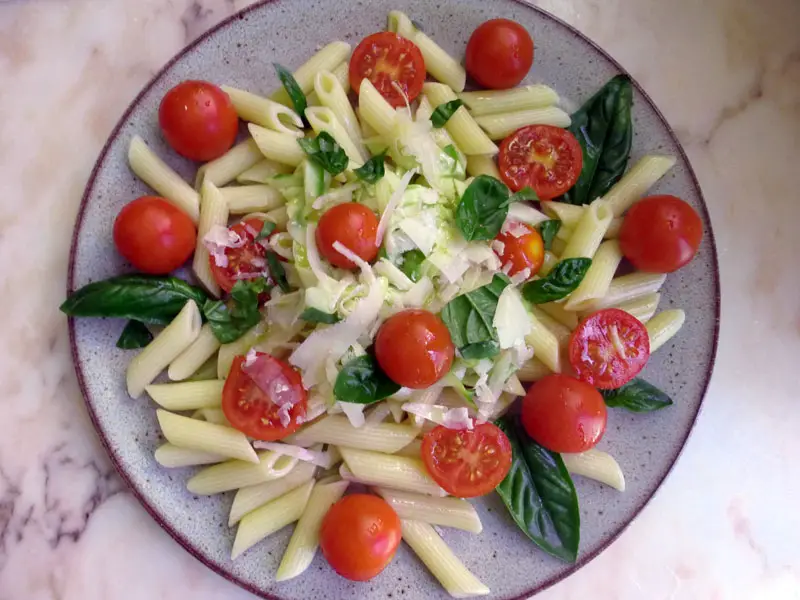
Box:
[298,131,349,175]
[398,249,426,282]
[354,152,386,183]
[455,175,512,241]
[522,258,591,304]
[203,278,270,344]
[538,219,562,251]
[256,221,276,241]
[510,186,539,203]
[561,75,633,205]
[602,378,674,412]
[431,100,464,128]
[61,275,208,325]
[441,274,510,351]
[116,320,153,349]
[496,417,580,563]
[273,63,308,126]
[300,307,341,324]
[443,144,459,162]
[266,251,291,293]
[460,341,499,360]
[334,354,401,404]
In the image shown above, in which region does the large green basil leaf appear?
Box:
[60,275,208,325]
[116,320,153,349]
[354,152,387,183]
[521,258,591,304]
[431,99,464,128]
[561,75,633,205]
[203,278,270,344]
[334,354,400,404]
[441,274,510,353]
[602,378,673,412]
[496,417,580,562]
[455,175,512,241]
[273,63,308,126]
[298,131,349,175]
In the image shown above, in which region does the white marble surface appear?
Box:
[0,0,799,598]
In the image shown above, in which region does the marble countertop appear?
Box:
[1,0,798,598]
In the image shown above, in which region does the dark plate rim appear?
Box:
[66,1,721,598]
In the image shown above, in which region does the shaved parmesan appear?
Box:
[494,285,532,349]
[332,241,376,284]
[338,402,366,428]
[401,403,474,430]
[312,183,359,210]
[376,168,417,247]
[305,224,334,285]
[428,251,470,283]
[491,240,505,256]
[510,268,532,285]
[244,348,258,368]
[507,202,549,227]
[398,217,438,256]
[374,259,414,291]
[252,441,334,468]
[401,276,433,308]
[203,224,245,268]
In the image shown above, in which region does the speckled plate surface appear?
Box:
[67,0,720,598]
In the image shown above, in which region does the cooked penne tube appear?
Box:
[248,124,306,166]
[396,439,423,458]
[525,310,561,373]
[307,61,351,105]
[156,409,258,463]
[217,321,269,378]
[565,240,623,310]
[550,237,567,256]
[604,155,677,217]
[358,78,397,136]
[167,324,220,382]
[339,447,446,496]
[229,460,318,526]
[145,379,223,411]
[154,443,226,468]
[646,309,686,352]
[128,135,199,222]
[529,306,571,347]
[538,301,579,329]
[541,201,584,226]
[187,451,297,495]
[264,205,290,229]
[562,449,626,491]
[290,415,418,453]
[560,199,613,260]
[605,217,623,239]
[423,83,498,156]
[126,301,202,398]
[220,184,284,214]
[516,357,552,382]
[186,356,220,381]
[236,158,294,184]
[305,106,365,166]
[613,292,661,323]
[193,407,230,426]
[459,85,559,116]
[465,154,500,179]
[231,479,314,559]
[556,225,573,242]
[376,488,482,534]
[194,138,264,189]
[192,181,228,297]
[474,107,571,140]
[417,96,467,167]
[314,70,364,154]
[577,272,667,312]
[222,85,303,135]
[271,41,351,104]
[539,251,559,276]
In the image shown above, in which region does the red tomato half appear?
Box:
[113,196,196,274]
[158,80,238,161]
[208,218,273,293]
[319,494,401,581]
[522,374,607,453]
[374,309,454,389]
[465,19,534,89]
[350,32,426,107]
[421,423,513,498]
[619,195,703,273]
[569,308,650,389]
[499,124,583,198]
[222,353,306,441]
[494,222,544,277]
[315,202,380,270]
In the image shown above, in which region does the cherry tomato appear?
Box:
[222,353,306,441]
[498,124,583,198]
[208,218,273,293]
[522,373,607,453]
[421,423,512,498]
[619,195,703,273]
[158,80,238,161]
[113,196,196,274]
[465,19,534,89]
[315,202,380,270]
[494,222,544,277]
[569,308,650,389]
[350,32,426,107]
[375,309,454,389]
[319,494,401,581]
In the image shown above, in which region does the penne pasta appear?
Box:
[358,78,397,136]
[248,123,306,166]
[465,154,500,179]
[577,272,667,312]
[604,155,677,217]
[417,96,468,167]
[314,70,365,155]
[538,301,579,329]
[192,180,228,297]
[459,85,559,116]
[145,379,223,411]
[305,106,365,166]
[339,447,446,496]
[194,407,230,426]
[229,460,318,526]
[605,217,623,239]
[525,310,561,373]
[156,409,258,463]
[167,323,220,382]
[290,415,418,453]
[222,85,303,135]
[516,357,552,382]
[646,309,686,352]
[271,41,351,104]
[529,306,571,347]
[376,488,482,534]
[220,184,284,214]
[614,292,661,323]
[474,107,572,140]
[541,200,584,227]
[565,240,623,310]
[187,451,297,495]
[154,443,226,468]
[560,199,613,260]
[562,449,626,491]
[236,158,294,184]
[539,251,559,276]
[194,139,264,189]
[217,321,269,378]
[423,83,498,156]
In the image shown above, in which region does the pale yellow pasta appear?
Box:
[538,302,579,329]
[539,251,559,277]
[525,310,561,373]
[562,449,626,491]
[192,180,228,297]
[145,379,223,411]
[646,309,686,352]
[167,324,221,381]
[358,78,397,136]
[423,83,498,155]
[614,292,661,323]
[128,135,199,222]
[577,273,667,312]
[565,240,623,310]
[220,184,284,214]
[314,70,364,154]
[560,199,613,260]
[187,356,220,381]
[248,123,306,166]
[222,85,303,135]
[459,85,559,116]
[194,139,264,189]
[516,357,552,382]
[229,460,318,526]
[376,488,482,534]
[187,451,296,495]
[236,158,294,184]
[193,407,230,426]
[605,217,623,239]
[529,306,571,347]
[127,301,202,398]
[339,447,446,496]
[217,321,269,378]
[417,96,467,167]
[271,41,351,103]
[555,225,573,242]
[474,107,571,140]
[154,443,225,468]
[550,237,566,256]
[290,415,418,453]
[396,439,423,458]
[305,106,365,166]
[156,409,258,463]
[465,154,500,179]
[605,155,677,216]
[541,201,584,227]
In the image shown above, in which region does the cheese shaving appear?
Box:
[376,168,417,247]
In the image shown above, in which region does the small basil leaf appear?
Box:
[300,307,341,324]
[460,340,499,360]
[334,354,401,404]
[431,100,464,128]
[538,219,562,251]
[510,186,539,203]
[255,221,276,241]
[203,278,270,344]
[354,152,386,183]
[455,175,512,241]
[521,258,591,304]
[273,63,308,126]
[441,274,510,351]
[266,251,291,292]
[298,131,349,176]
[398,249,426,282]
[601,378,674,412]
[116,320,153,349]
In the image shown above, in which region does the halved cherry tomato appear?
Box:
[158,80,238,161]
[522,374,607,453]
[375,309,455,389]
[421,423,513,498]
[619,195,703,273]
[315,202,380,269]
[569,308,650,389]
[319,494,401,581]
[498,124,583,198]
[493,222,544,277]
[222,353,306,441]
[465,19,534,89]
[113,196,196,274]
[350,32,426,107]
[208,218,272,293]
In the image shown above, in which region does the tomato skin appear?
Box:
[158,80,238,161]
[498,125,583,198]
[208,218,271,293]
[421,423,513,498]
[619,195,703,273]
[113,196,196,274]
[374,310,454,389]
[494,222,544,277]
[569,308,650,389]
[319,494,401,581]
[222,354,306,441]
[315,203,380,270]
[350,32,426,107]
[465,19,534,89]
[522,374,607,453]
